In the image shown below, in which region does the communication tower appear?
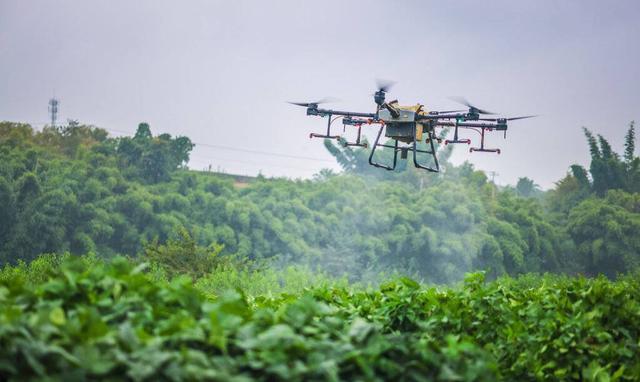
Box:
[48,98,59,128]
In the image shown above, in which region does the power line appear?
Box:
[10,122,325,176]
[194,142,334,163]
[13,122,337,165]
[191,152,323,172]
[102,127,335,163]
[110,126,327,174]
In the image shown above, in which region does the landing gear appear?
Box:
[368,125,399,170]
[470,127,501,154]
[367,123,439,172]
[444,120,471,145]
[309,114,341,140]
[413,125,439,172]
[341,120,368,148]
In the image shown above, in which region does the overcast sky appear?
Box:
[1,0,639,188]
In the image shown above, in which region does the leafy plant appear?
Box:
[1,256,639,380]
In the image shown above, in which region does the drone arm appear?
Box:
[313,108,376,119]
[417,113,467,121]
[434,121,501,129]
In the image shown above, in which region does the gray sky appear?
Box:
[1,0,638,188]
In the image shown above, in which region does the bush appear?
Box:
[142,228,234,279]
[1,256,639,380]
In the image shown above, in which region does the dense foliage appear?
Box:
[1,120,640,281]
[1,120,640,380]
[546,123,640,277]
[0,255,638,381]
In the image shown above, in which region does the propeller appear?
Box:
[373,79,395,106]
[288,97,338,108]
[478,115,538,122]
[450,96,496,115]
[375,79,396,93]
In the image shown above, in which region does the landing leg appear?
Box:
[310,114,340,139]
[343,125,368,148]
[412,125,440,172]
[444,121,471,145]
[470,127,501,153]
[368,125,398,170]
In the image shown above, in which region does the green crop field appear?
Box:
[1,255,638,381]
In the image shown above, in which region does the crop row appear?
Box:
[0,257,638,381]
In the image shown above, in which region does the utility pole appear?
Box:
[48,98,59,128]
[487,171,498,199]
[487,171,498,183]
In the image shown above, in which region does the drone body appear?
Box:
[378,103,425,142]
[290,82,534,173]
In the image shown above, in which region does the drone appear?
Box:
[290,81,535,173]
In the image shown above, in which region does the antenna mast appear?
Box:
[48,98,59,128]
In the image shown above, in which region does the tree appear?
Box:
[515,177,540,198]
[0,178,16,248]
[571,124,638,196]
[143,228,227,278]
[624,122,640,191]
[323,137,379,175]
[16,172,40,206]
[134,122,152,140]
[117,123,193,183]
[567,190,640,277]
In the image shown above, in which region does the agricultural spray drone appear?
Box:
[290,81,535,173]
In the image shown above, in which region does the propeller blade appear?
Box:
[314,96,339,104]
[288,102,313,107]
[287,97,339,107]
[507,115,537,121]
[449,96,496,115]
[375,79,396,92]
[449,96,472,108]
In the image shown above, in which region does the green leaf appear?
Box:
[49,307,66,326]
[349,318,374,343]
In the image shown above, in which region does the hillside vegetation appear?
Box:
[1,121,639,282]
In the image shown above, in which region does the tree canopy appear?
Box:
[0,120,638,282]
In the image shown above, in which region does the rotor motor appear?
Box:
[374,90,386,106]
